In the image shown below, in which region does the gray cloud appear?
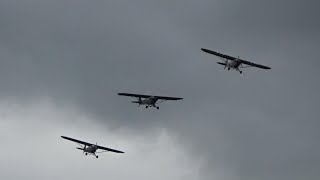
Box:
[0,0,320,180]
[0,101,201,180]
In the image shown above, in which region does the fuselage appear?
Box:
[132,96,158,105]
[226,60,240,68]
[142,96,157,105]
[84,145,98,153]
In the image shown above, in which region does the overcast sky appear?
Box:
[0,0,320,180]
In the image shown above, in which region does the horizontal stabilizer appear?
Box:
[76,147,84,151]
[217,62,226,66]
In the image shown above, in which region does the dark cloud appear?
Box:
[0,0,320,180]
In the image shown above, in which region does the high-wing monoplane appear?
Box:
[118,93,183,109]
[61,136,124,158]
[201,48,271,74]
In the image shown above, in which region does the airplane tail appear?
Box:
[131,97,142,106]
[217,62,226,66]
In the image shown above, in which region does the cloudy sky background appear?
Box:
[0,0,319,180]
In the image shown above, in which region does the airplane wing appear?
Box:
[154,96,183,100]
[61,136,93,146]
[239,60,271,69]
[61,136,124,153]
[118,93,151,99]
[201,48,271,69]
[118,93,183,101]
[96,145,124,153]
[201,48,236,60]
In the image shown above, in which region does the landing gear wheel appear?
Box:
[228,67,230,70]
[85,153,88,155]
[240,71,242,74]
[156,107,159,110]
[96,156,99,158]
[146,106,148,109]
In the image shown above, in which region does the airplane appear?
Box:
[61,136,124,158]
[201,48,271,74]
[118,93,183,109]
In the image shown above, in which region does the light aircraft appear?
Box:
[118,93,183,109]
[61,136,124,158]
[201,48,271,74]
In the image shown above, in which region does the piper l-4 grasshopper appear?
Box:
[118,93,183,109]
[201,48,271,74]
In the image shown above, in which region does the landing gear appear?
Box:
[146,106,148,108]
[85,153,88,155]
[240,71,242,74]
[96,155,99,158]
[152,104,160,110]
[228,67,230,70]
